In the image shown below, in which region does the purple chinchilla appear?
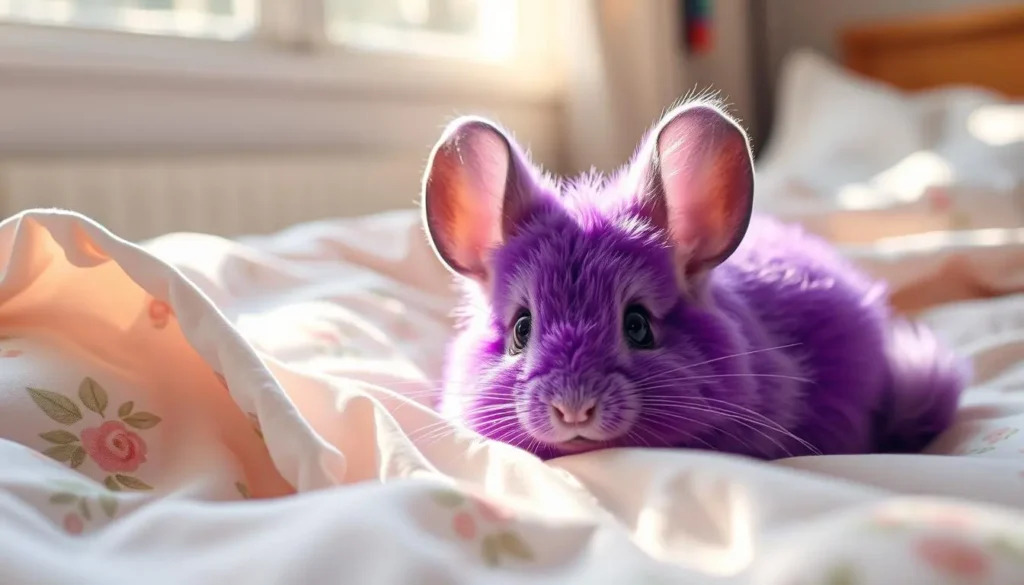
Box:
[421,100,967,461]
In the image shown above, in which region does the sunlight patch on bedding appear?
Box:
[836,151,953,210]
[968,105,1024,147]
[633,480,755,577]
[870,227,1024,256]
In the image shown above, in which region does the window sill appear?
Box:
[0,23,564,105]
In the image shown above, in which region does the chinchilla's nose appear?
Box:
[550,397,598,425]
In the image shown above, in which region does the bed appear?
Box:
[1,6,1024,585]
[755,4,1023,245]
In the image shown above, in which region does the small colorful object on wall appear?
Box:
[683,0,713,55]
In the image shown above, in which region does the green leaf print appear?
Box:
[235,482,252,500]
[78,499,91,521]
[825,564,859,585]
[27,388,83,425]
[69,446,86,469]
[78,377,109,418]
[104,476,122,492]
[990,535,1024,561]
[39,430,79,445]
[431,490,465,508]
[115,475,153,491]
[49,493,77,505]
[118,401,134,418]
[495,531,534,561]
[99,494,118,518]
[122,412,162,430]
[44,445,78,463]
[480,535,501,567]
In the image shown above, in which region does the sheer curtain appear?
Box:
[559,0,685,174]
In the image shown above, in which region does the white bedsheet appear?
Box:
[0,208,1023,584]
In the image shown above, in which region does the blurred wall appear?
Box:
[680,0,757,146]
[685,0,1023,154]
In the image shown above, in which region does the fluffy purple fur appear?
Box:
[426,104,967,461]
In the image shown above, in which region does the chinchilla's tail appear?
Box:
[876,319,969,453]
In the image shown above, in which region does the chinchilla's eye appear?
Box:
[624,305,654,349]
[510,311,532,355]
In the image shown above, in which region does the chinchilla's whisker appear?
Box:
[682,396,793,430]
[643,395,794,436]
[523,436,543,457]
[389,393,514,416]
[495,429,530,448]
[646,395,800,439]
[684,342,803,369]
[410,410,513,437]
[490,426,521,445]
[410,409,513,443]
[632,373,813,393]
[639,410,731,451]
[417,415,516,447]
[476,418,523,436]
[509,431,533,451]
[393,386,518,400]
[687,373,813,384]
[632,343,804,386]
[651,402,792,456]
[625,429,651,449]
[453,403,519,417]
[649,407,774,455]
[413,426,457,446]
[640,396,820,455]
[641,396,791,434]
[416,408,517,434]
[409,421,462,443]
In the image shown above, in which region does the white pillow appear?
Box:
[922,88,1024,191]
[755,49,1024,242]
[755,49,924,208]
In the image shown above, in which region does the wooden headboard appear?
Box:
[841,5,1024,97]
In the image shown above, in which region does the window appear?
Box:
[0,0,558,97]
[0,0,561,153]
[0,0,257,40]
[325,0,518,61]
[0,0,540,63]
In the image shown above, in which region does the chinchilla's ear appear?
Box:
[422,116,535,282]
[637,103,754,282]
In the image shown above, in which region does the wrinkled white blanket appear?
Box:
[1,208,1023,584]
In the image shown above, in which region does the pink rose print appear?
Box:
[148,298,173,329]
[310,330,342,344]
[452,512,477,540]
[476,498,514,524]
[63,513,84,535]
[30,380,159,491]
[80,421,148,473]
[982,427,1018,445]
[925,186,952,212]
[915,536,990,580]
[431,488,534,567]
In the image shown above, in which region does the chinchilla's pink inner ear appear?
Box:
[422,117,529,282]
[645,103,754,280]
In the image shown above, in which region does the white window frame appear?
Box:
[0,0,565,152]
[0,0,561,101]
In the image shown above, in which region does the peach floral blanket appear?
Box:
[1,208,1024,584]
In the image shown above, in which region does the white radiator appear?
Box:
[0,152,426,241]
